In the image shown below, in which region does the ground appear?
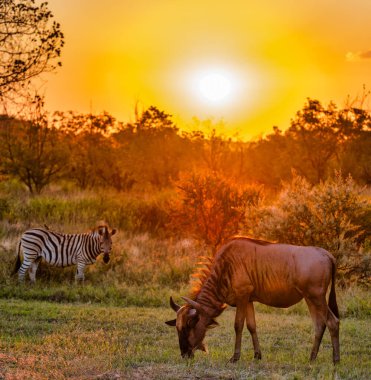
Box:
[0,299,369,379]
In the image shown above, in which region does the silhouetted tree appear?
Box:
[114,106,193,188]
[242,127,291,188]
[0,0,64,98]
[285,99,340,183]
[52,111,122,189]
[0,97,68,193]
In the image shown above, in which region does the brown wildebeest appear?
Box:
[165,237,340,363]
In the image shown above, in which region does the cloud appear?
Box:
[346,50,371,62]
[359,50,371,59]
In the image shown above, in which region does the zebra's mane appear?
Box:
[92,221,110,237]
[39,221,109,236]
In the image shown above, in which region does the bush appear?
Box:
[245,173,370,284]
[172,172,263,250]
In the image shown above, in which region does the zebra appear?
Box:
[14,223,117,282]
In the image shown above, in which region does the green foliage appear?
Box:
[246,173,370,283]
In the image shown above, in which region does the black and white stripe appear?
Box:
[15,225,116,282]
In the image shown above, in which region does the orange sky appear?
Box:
[45,0,371,139]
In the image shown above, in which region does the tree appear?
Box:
[0,97,68,193]
[284,98,371,184]
[0,0,64,98]
[338,105,371,184]
[242,127,292,188]
[114,106,193,188]
[285,99,340,183]
[52,111,125,190]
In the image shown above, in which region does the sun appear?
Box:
[191,68,237,106]
[198,72,232,103]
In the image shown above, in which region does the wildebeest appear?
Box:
[14,223,116,282]
[166,237,340,363]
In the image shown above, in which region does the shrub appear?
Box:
[172,172,263,251]
[245,172,370,284]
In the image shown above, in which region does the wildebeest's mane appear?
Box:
[232,236,273,246]
[189,237,273,299]
[190,254,214,300]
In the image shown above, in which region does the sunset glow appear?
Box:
[45,0,371,138]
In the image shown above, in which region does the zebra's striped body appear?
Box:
[15,225,116,282]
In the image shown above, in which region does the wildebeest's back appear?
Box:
[215,238,334,308]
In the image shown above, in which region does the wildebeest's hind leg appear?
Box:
[246,302,262,359]
[228,298,248,363]
[326,307,340,364]
[305,296,340,363]
[305,297,327,361]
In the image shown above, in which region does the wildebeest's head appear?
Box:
[165,296,218,358]
[97,225,117,263]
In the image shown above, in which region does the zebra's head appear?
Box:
[97,225,117,263]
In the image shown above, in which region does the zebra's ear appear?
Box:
[98,226,106,235]
[111,229,117,236]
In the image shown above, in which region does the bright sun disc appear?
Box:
[198,72,232,103]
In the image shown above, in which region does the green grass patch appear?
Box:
[0,299,369,379]
[0,283,189,308]
[1,282,369,320]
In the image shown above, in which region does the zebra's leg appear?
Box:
[18,255,37,282]
[28,257,42,284]
[75,262,86,283]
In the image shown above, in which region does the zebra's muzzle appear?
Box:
[103,253,110,263]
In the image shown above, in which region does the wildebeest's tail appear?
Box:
[328,260,339,318]
[12,241,22,276]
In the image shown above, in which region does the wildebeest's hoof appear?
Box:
[254,352,262,360]
[228,354,240,363]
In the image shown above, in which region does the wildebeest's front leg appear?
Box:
[229,298,248,363]
[246,302,262,359]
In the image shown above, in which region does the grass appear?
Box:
[0,299,370,379]
[0,184,369,378]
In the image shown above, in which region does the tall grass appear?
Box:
[0,182,369,319]
[0,182,173,235]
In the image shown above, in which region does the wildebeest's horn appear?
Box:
[170,296,181,312]
[181,296,209,315]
